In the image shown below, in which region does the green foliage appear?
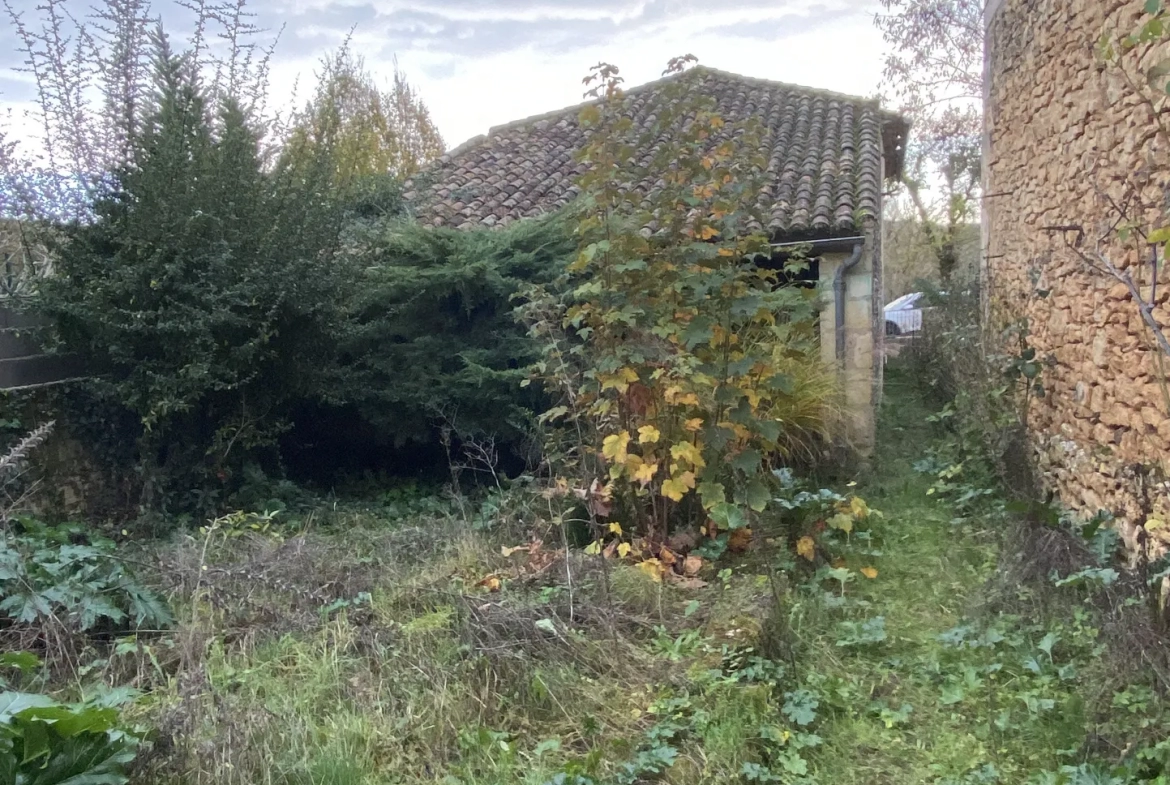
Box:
[0,652,143,785]
[341,217,573,446]
[37,34,353,510]
[0,683,142,785]
[282,45,444,189]
[0,520,171,634]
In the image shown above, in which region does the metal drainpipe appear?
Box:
[833,244,864,365]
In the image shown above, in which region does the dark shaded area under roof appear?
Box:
[405,66,908,238]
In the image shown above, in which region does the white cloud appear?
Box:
[267,0,888,147]
[0,0,891,158]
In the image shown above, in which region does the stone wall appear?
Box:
[985,0,1170,542]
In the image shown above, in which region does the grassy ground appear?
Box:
[109,366,1162,784]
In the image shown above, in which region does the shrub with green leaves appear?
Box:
[340,216,573,446]
[0,520,171,637]
[37,33,352,510]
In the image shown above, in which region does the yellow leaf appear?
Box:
[860,567,879,579]
[608,522,623,536]
[638,425,661,444]
[585,540,602,555]
[699,225,720,240]
[684,418,704,432]
[636,558,665,582]
[796,536,816,561]
[827,513,854,534]
[618,542,632,558]
[476,575,502,592]
[632,461,658,485]
[602,431,631,465]
[670,441,706,469]
[600,366,640,393]
[664,386,700,406]
[1146,517,1166,532]
[661,473,695,502]
[850,497,870,519]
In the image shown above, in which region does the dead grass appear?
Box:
[116,506,705,785]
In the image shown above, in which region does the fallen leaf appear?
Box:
[832,558,846,569]
[501,542,539,557]
[728,527,752,553]
[476,575,502,592]
[796,536,816,561]
[659,546,678,566]
[618,542,632,558]
[585,540,602,555]
[602,539,619,559]
[665,573,708,589]
[636,558,665,582]
[683,555,703,577]
[586,478,613,517]
[860,567,878,579]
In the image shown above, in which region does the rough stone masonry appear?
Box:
[985,0,1170,547]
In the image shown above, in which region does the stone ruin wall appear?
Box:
[985,0,1170,544]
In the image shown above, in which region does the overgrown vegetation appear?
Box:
[520,59,831,560]
[4,1,1170,782]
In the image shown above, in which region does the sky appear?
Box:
[0,0,891,154]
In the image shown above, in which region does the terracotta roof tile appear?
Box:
[405,67,907,237]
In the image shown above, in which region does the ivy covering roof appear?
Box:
[404,66,908,238]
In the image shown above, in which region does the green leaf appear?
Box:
[0,653,41,676]
[782,689,819,726]
[730,449,761,475]
[0,692,56,724]
[1146,0,1161,15]
[740,479,770,513]
[708,502,748,530]
[1148,225,1170,244]
[939,683,966,705]
[697,481,726,509]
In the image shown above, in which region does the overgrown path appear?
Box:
[795,369,1118,783]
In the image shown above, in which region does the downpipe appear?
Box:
[833,244,864,365]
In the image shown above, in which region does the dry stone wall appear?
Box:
[985,0,1170,543]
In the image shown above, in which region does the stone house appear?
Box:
[984,1,1170,539]
[405,66,908,454]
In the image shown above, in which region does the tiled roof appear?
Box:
[404,67,908,238]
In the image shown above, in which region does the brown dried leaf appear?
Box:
[728,527,752,553]
[665,572,708,589]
